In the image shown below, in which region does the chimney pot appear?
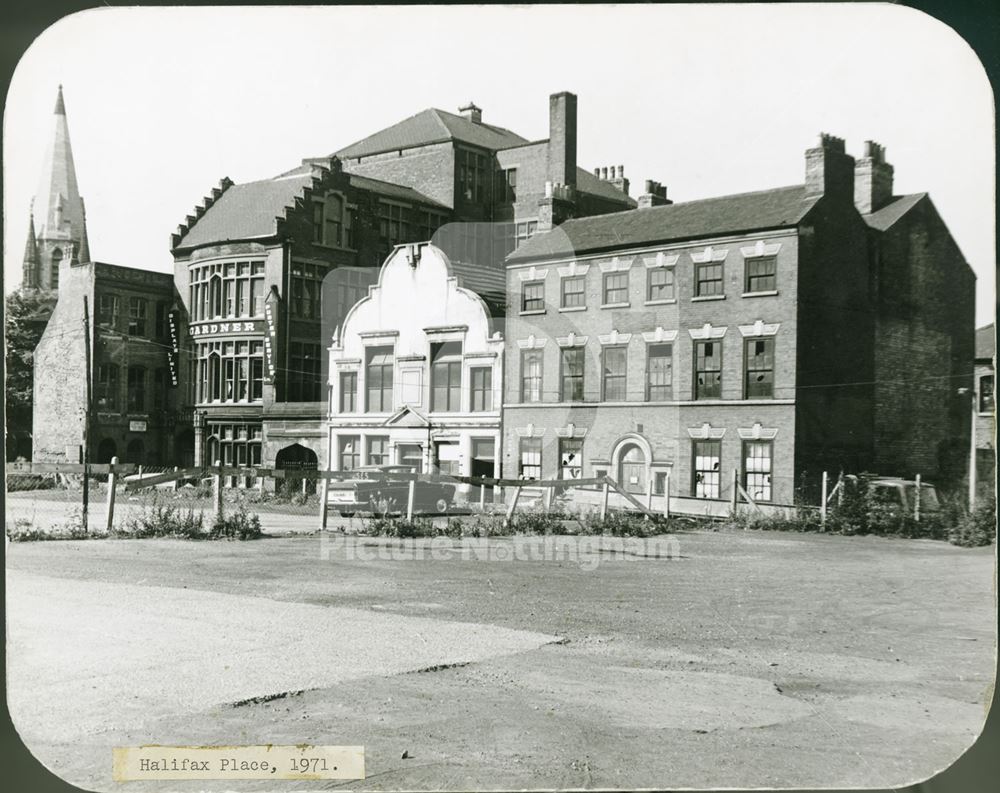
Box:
[458,102,482,123]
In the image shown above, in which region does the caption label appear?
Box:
[112,745,364,781]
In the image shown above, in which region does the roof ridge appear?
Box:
[558,183,806,228]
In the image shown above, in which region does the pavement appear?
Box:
[7,569,559,744]
[4,530,995,791]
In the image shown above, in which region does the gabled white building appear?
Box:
[328,243,504,494]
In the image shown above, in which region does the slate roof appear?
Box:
[510,184,818,261]
[862,193,927,232]
[576,168,636,207]
[450,260,507,315]
[336,108,528,159]
[347,173,449,209]
[177,167,450,250]
[177,171,316,248]
[976,323,995,361]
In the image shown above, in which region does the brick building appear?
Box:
[502,135,975,510]
[29,88,184,467]
[328,242,504,496]
[33,261,179,465]
[170,91,635,480]
[974,323,995,483]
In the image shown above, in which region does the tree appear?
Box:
[4,289,57,460]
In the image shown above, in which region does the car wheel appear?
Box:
[435,497,449,514]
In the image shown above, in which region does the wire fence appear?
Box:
[7,461,939,537]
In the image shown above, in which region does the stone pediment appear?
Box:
[384,406,430,428]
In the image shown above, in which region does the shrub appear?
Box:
[949,496,996,547]
[730,508,822,533]
[209,505,263,540]
[6,513,92,541]
[118,495,205,539]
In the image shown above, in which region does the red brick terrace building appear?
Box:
[502,135,974,510]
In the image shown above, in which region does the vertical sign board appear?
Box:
[167,309,181,387]
[263,293,279,384]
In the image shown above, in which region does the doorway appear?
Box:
[618,443,647,494]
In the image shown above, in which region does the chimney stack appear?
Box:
[804,133,855,201]
[854,140,894,214]
[638,179,671,209]
[458,102,482,124]
[548,92,578,189]
[609,164,629,196]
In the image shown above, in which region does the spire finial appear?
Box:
[54,84,65,115]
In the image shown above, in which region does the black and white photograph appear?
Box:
[2,3,997,791]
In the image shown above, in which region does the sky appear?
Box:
[3,3,995,324]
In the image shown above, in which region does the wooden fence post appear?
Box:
[837,472,844,508]
[479,480,486,512]
[172,466,180,492]
[505,485,522,528]
[646,474,654,517]
[406,479,416,521]
[213,460,223,523]
[318,474,329,530]
[544,485,553,514]
[730,469,738,516]
[820,470,828,527]
[105,456,118,534]
[600,478,610,521]
[663,471,671,519]
[914,473,921,522]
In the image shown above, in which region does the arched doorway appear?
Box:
[96,438,117,463]
[275,443,318,495]
[126,439,145,465]
[617,443,647,494]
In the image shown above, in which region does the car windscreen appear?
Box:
[905,485,940,510]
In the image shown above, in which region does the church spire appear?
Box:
[32,84,89,290]
[22,211,40,289]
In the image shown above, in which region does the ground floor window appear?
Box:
[471,437,496,502]
[339,436,361,470]
[435,441,460,475]
[367,435,389,466]
[205,422,262,487]
[519,437,542,480]
[743,441,773,502]
[692,440,721,499]
[559,438,583,480]
[397,443,423,473]
[652,469,669,496]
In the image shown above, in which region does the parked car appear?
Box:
[842,475,941,515]
[327,465,456,516]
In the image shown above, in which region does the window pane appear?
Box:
[521,350,543,402]
[561,348,585,401]
[603,347,627,401]
[603,273,629,304]
[696,263,724,297]
[648,268,675,301]
[647,343,673,400]
[745,338,775,398]
[695,341,722,399]
[693,440,721,498]
[744,441,773,502]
